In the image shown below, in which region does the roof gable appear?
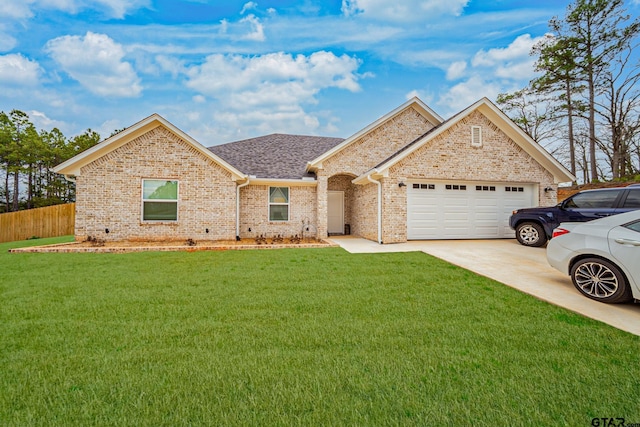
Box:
[306,97,444,172]
[53,114,245,180]
[355,98,575,184]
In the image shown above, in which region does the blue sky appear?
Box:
[2,0,638,145]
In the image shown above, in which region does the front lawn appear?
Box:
[1,237,639,425]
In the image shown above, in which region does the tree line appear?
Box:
[497,0,640,183]
[0,110,101,213]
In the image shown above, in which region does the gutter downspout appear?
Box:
[366,174,382,244]
[236,178,250,240]
[64,174,76,183]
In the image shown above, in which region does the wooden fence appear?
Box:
[0,203,75,243]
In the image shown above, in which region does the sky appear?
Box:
[1,0,639,146]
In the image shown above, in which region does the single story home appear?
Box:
[53,97,575,244]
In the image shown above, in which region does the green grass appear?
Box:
[1,237,639,426]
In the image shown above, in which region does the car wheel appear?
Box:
[570,257,633,304]
[515,222,546,247]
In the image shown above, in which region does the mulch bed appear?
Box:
[10,238,336,253]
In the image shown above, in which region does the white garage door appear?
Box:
[407,181,535,240]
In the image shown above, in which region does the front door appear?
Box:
[328,191,344,235]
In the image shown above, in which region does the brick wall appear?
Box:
[238,184,317,239]
[382,110,556,243]
[351,182,378,241]
[320,107,435,178]
[76,126,237,242]
[317,106,435,238]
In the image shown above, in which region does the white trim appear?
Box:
[141,178,179,222]
[236,178,251,239]
[53,114,246,181]
[268,186,290,222]
[471,126,482,147]
[249,177,317,187]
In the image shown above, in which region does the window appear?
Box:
[622,189,640,208]
[413,183,435,190]
[446,184,466,190]
[269,187,289,221]
[564,190,621,209]
[624,220,640,233]
[142,179,178,221]
[471,126,482,147]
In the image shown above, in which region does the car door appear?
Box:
[608,220,640,290]
[558,189,623,223]
[615,188,640,213]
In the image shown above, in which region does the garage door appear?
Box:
[407,181,535,240]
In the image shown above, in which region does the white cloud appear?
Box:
[29,110,67,130]
[0,31,17,52]
[0,2,33,19]
[341,0,468,21]
[240,1,258,15]
[437,76,502,113]
[219,19,229,34]
[214,107,320,137]
[446,61,466,81]
[155,55,186,78]
[406,90,421,100]
[0,0,150,20]
[240,14,265,41]
[437,34,543,114]
[472,34,541,80]
[45,32,142,97]
[0,54,41,86]
[96,118,122,138]
[93,0,151,19]
[184,51,362,137]
[186,51,361,99]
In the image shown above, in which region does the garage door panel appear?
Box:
[407,181,534,240]
[445,214,470,223]
[476,213,498,221]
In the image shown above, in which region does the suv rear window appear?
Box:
[622,189,640,208]
[564,190,621,208]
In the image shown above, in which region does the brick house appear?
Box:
[53,97,575,244]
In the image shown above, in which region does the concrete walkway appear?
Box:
[328,236,640,336]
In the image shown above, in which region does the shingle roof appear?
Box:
[208,134,344,180]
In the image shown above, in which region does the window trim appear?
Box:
[471,126,482,147]
[268,186,290,222]
[141,179,179,222]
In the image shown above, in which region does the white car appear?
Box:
[547,209,640,303]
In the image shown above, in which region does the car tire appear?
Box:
[570,257,633,304]
[515,222,546,247]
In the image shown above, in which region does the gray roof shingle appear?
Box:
[208,134,344,179]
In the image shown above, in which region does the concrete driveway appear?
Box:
[328,237,640,336]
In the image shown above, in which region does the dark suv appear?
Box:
[509,184,640,247]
